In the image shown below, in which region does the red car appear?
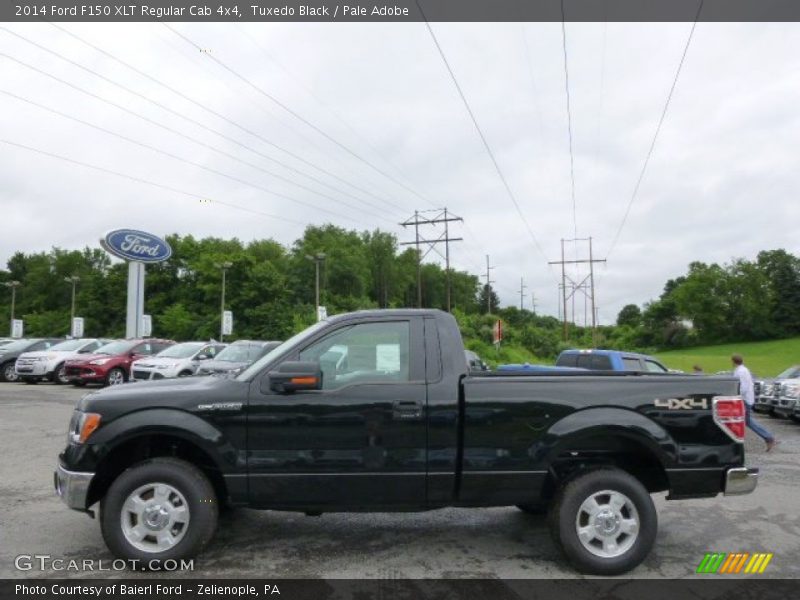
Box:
[64,339,174,387]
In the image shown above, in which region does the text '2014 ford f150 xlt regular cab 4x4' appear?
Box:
[55,309,757,575]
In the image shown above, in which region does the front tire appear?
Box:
[1,362,19,382]
[54,363,69,385]
[548,468,657,575]
[105,368,126,387]
[100,457,218,565]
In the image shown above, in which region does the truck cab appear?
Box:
[556,348,669,372]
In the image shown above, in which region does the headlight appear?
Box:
[89,358,110,365]
[68,411,102,444]
[156,363,178,369]
[785,384,800,398]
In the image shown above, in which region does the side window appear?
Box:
[622,357,642,371]
[298,321,410,390]
[645,360,668,373]
[557,353,578,367]
[137,343,153,355]
[576,354,612,370]
[30,341,49,352]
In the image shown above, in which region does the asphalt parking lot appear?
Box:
[1,382,798,580]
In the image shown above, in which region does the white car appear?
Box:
[131,342,226,381]
[15,338,109,384]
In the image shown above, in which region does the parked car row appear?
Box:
[754,365,800,422]
[0,337,281,387]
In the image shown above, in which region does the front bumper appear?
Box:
[774,398,797,417]
[723,467,759,496]
[54,462,94,511]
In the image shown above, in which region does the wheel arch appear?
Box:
[539,408,676,498]
[86,411,238,508]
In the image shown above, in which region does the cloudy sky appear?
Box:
[1,21,799,324]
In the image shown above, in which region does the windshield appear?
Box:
[237,320,329,381]
[49,339,88,352]
[94,340,136,355]
[776,366,800,379]
[0,339,36,353]
[156,342,205,359]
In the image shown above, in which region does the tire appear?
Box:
[105,368,126,387]
[516,503,548,516]
[100,457,218,565]
[54,363,69,385]
[548,468,657,576]
[1,362,19,383]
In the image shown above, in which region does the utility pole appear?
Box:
[4,281,20,336]
[531,292,537,315]
[484,255,495,314]
[549,237,606,343]
[518,277,527,311]
[306,253,326,320]
[215,262,233,342]
[64,275,80,335]
[400,209,463,310]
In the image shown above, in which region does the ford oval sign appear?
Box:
[101,229,172,263]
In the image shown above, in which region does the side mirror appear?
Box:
[265,361,322,394]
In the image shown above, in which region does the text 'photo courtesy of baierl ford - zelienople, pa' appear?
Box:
[1,1,799,599]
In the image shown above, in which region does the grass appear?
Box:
[653,337,800,377]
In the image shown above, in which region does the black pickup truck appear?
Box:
[56,309,757,575]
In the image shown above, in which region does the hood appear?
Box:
[19,350,78,360]
[66,352,120,364]
[78,374,247,421]
[133,356,185,367]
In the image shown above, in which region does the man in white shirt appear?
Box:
[732,354,777,452]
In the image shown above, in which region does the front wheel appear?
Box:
[548,468,657,575]
[54,364,69,385]
[100,457,218,565]
[105,368,126,386]
[1,362,19,382]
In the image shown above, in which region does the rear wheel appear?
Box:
[548,468,657,575]
[100,457,218,566]
[106,368,126,387]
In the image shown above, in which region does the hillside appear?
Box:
[653,337,800,377]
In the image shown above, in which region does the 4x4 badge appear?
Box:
[654,397,709,410]
[197,402,243,412]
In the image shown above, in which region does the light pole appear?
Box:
[305,253,326,320]
[215,262,233,341]
[64,275,80,335]
[4,280,21,336]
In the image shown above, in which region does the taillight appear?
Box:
[713,396,746,442]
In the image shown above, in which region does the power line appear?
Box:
[415,3,554,279]
[5,26,398,219]
[605,0,704,260]
[235,24,424,209]
[166,24,433,206]
[561,0,578,241]
[0,138,305,227]
[0,87,393,228]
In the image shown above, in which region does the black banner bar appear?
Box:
[1,579,797,600]
[4,0,800,23]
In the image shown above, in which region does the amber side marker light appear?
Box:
[79,413,102,443]
[290,377,318,385]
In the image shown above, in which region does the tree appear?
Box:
[478,284,500,314]
[616,304,642,328]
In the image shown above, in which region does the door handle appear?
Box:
[392,400,423,420]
